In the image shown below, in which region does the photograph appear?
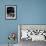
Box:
[5,5,16,20]
[18,24,46,46]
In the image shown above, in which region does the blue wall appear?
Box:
[0,0,46,44]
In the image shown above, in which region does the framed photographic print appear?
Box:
[5,5,16,20]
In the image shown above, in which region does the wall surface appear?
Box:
[0,0,46,44]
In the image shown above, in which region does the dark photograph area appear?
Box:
[7,7,15,17]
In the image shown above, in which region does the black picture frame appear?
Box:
[5,5,16,20]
